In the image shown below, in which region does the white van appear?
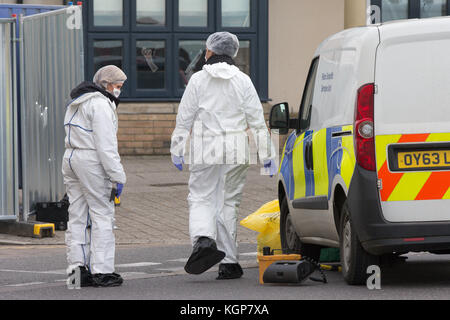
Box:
[268,17,450,285]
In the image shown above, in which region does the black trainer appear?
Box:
[68,266,93,287]
[184,237,225,275]
[216,263,243,280]
[92,273,123,287]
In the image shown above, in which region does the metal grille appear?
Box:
[20,7,84,220]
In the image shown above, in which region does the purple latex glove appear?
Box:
[116,183,124,197]
[264,159,277,178]
[172,155,184,171]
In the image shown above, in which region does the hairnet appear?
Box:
[206,32,240,58]
[93,65,127,89]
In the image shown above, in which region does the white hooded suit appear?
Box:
[63,86,126,275]
[171,62,274,264]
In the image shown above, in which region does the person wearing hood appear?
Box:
[63,65,127,287]
[171,32,277,279]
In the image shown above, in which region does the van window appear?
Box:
[298,58,319,132]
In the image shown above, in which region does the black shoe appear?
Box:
[216,263,243,280]
[92,273,123,287]
[184,237,225,275]
[68,266,93,287]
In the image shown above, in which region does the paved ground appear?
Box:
[0,156,278,247]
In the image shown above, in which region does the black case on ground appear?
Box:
[36,196,69,231]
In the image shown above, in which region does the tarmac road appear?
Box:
[1,243,450,301]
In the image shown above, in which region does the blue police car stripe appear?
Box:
[326,126,343,200]
[280,131,297,201]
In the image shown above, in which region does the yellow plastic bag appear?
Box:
[240,200,281,254]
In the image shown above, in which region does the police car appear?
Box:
[269,17,450,285]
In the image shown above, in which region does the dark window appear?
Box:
[93,40,124,70]
[298,58,319,133]
[136,40,166,90]
[178,0,208,27]
[371,0,450,22]
[84,0,268,101]
[136,0,166,27]
[93,0,124,27]
[420,0,448,18]
[221,0,251,28]
[177,38,206,91]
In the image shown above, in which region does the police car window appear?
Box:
[298,58,319,132]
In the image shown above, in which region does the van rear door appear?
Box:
[374,18,450,223]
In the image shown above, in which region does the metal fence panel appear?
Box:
[0,19,18,220]
[20,7,84,220]
[0,4,65,19]
[0,5,65,193]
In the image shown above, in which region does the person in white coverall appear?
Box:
[63,65,127,288]
[171,32,277,279]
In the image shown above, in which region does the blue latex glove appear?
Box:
[116,183,124,198]
[264,159,277,178]
[172,155,184,171]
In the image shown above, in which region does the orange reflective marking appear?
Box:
[415,171,450,200]
[379,162,403,201]
[397,134,430,144]
[378,134,430,201]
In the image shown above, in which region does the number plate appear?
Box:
[398,150,450,169]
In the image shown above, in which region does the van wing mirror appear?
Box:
[269,102,296,135]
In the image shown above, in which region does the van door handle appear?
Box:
[308,141,314,171]
[331,130,352,138]
[304,140,314,170]
[304,141,309,169]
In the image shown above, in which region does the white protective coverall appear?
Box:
[171,62,275,264]
[62,90,126,274]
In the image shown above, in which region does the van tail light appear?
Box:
[354,83,376,171]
